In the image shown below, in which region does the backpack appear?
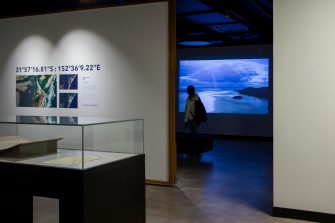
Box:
[193,98,207,123]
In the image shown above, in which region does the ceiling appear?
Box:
[176,0,272,48]
[0,0,273,48]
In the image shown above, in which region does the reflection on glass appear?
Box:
[16,115,57,124]
[59,116,78,125]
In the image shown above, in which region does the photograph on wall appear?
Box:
[59,74,78,90]
[16,75,57,108]
[178,58,269,114]
[59,93,78,108]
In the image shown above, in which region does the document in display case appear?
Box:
[0,116,145,223]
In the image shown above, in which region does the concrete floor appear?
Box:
[34,138,314,223]
[146,138,314,223]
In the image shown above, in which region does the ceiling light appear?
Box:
[178,41,210,46]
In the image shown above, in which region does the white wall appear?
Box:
[274,0,335,213]
[0,2,169,181]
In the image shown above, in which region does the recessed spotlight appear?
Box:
[178,41,210,46]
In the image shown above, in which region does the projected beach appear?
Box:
[178,59,269,114]
[16,75,57,108]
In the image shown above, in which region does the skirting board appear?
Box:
[145,179,172,186]
[273,207,335,222]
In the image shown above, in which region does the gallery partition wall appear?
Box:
[0,0,178,185]
[274,0,335,221]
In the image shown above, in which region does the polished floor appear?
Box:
[34,138,314,223]
[146,138,314,223]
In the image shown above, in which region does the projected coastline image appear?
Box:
[178,59,269,114]
[59,93,78,108]
[16,75,57,108]
[59,74,78,90]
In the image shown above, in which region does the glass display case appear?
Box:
[0,115,145,223]
[0,115,144,170]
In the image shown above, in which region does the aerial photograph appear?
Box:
[16,75,57,108]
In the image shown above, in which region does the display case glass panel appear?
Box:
[0,116,144,170]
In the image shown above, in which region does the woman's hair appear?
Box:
[187,85,195,95]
